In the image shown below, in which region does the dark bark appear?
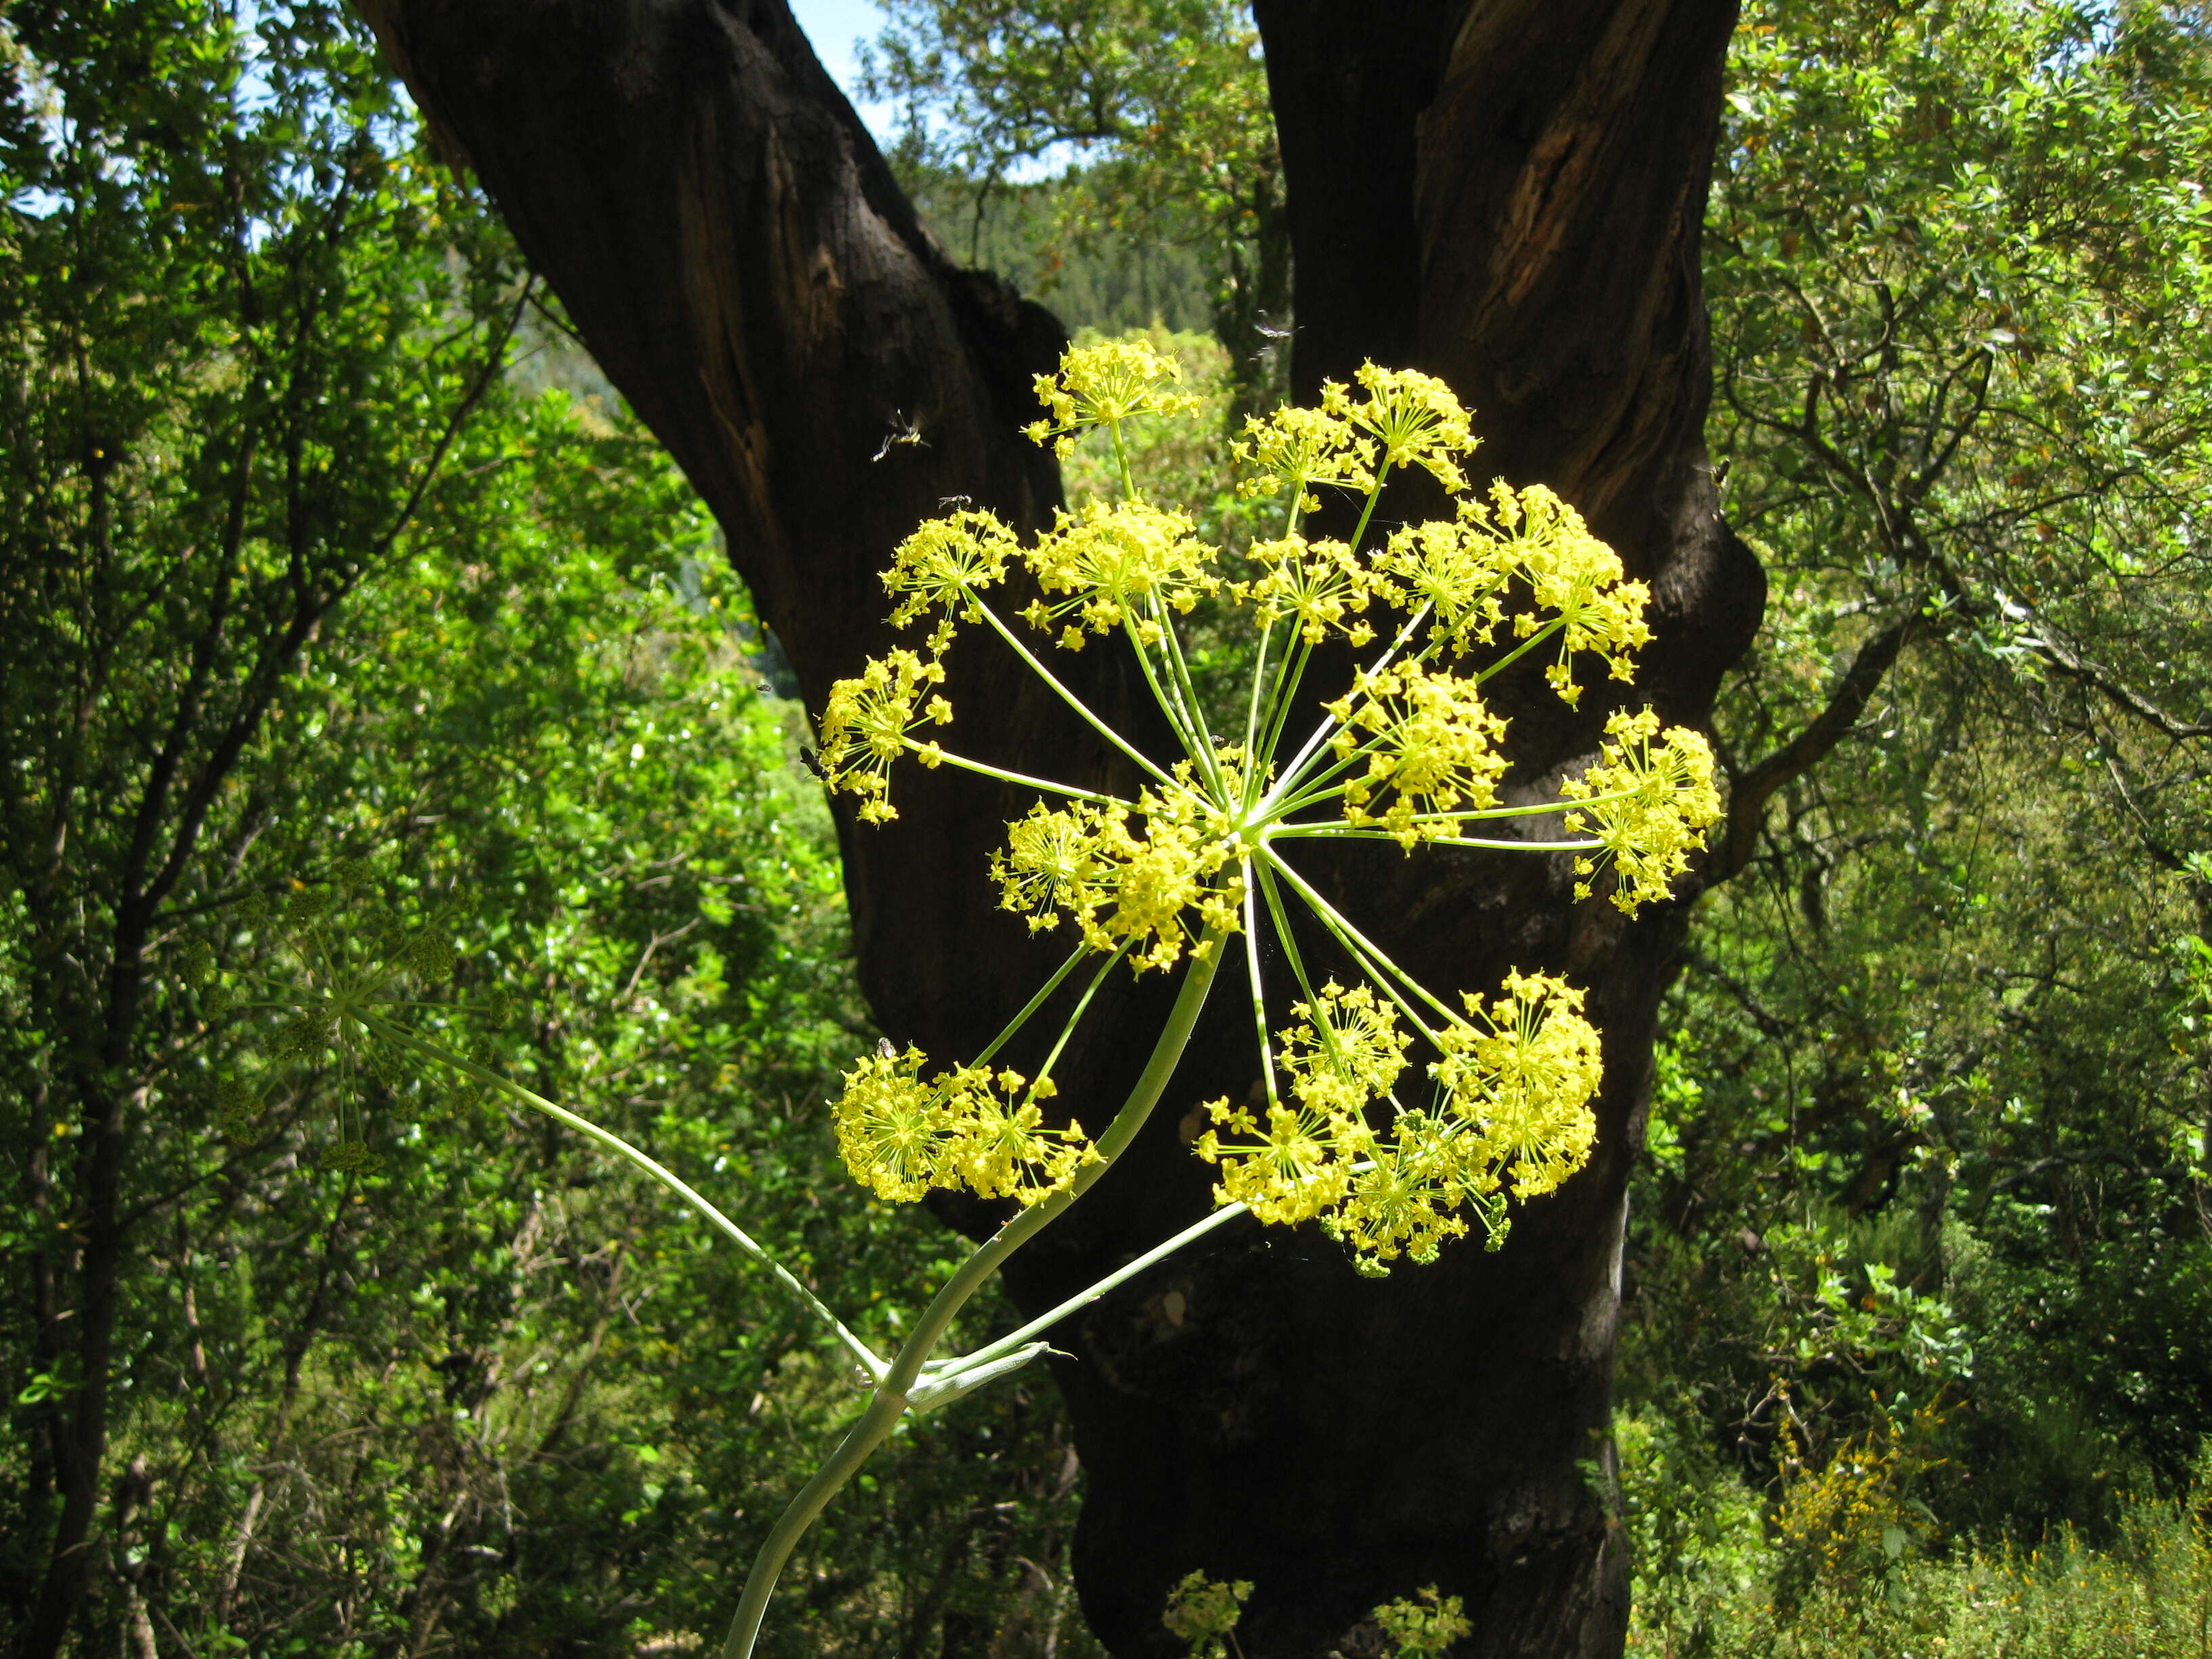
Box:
[354,2,1763,1654]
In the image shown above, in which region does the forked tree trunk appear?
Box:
[353,2,1761,1654]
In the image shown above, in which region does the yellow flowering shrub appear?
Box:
[819,336,1723,1247]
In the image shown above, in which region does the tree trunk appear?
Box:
[354,2,1763,1654]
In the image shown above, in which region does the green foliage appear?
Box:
[1623,1412,2212,1657]
[862,0,1286,414]
[0,7,1099,1655]
[899,161,1216,334]
[1624,0,2212,1564]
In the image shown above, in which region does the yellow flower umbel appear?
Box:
[1324,664,1511,848]
[1195,972,1604,1273]
[815,649,951,823]
[1498,486,1654,705]
[1323,364,1480,493]
[1245,533,1379,647]
[1560,710,1724,912]
[1020,499,1219,649]
[816,333,1722,1273]
[832,1046,1094,1206]
[882,507,1018,653]
[1433,972,1605,1200]
[1025,337,1203,457]
[1234,403,1377,509]
[989,775,1243,975]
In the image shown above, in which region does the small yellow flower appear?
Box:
[1025,338,1202,456]
[1324,664,1510,847]
[1233,403,1376,506]
[832,1045,949,1202]
[1244,533,1378,647]
[815,649,952,823]
[1559,710,1723,912]
[882,508,1019,653]
[1323,364,1478,493]
[947,1067,1095,1204]
[991,802,1112,933]
[1021,499,1219,647]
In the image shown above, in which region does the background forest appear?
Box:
[4,1,2212,1656]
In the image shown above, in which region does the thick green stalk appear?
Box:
[882,926,1226,1395]
[714,1389,909,1659]
[716,926,1227,1659]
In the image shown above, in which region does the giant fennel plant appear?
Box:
[210,341,1719,1658]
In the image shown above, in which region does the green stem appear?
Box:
[882,923,1226,1396]
[975,600,1175,789]
[715,924,1227,1659]
[955,1197,1254,1372]
[1241,614,1278,783]
[1151,595,1224,790]
[1112,419,1139,504]
[1017,943,1131,1109]
[1344,470,1387,558]
[914,743,1128,807]
[363,1012,886,1380]
[1240,862,1279,1107]
[716,1389,909,1659]
[1273,825,1605,854]
[1473,616,1565,687]
[1122,611,1208,772]
[972,943,1096,1069]
[1253,633,1314,782]
[1257,848,1456,1036]
[1252,860,1322,1012]
[1261,605,1431,814]
[1269,785,1642,830]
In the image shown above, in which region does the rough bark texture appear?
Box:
[355,2,1763,1654]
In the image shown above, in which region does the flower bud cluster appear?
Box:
[1560,710,1725,912]
[1197,972,1602,1272]
[815,649,951,823]
[990,766,1245,975]
[832,1045,1094,1205]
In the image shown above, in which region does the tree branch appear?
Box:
[1713,609,1919,886]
